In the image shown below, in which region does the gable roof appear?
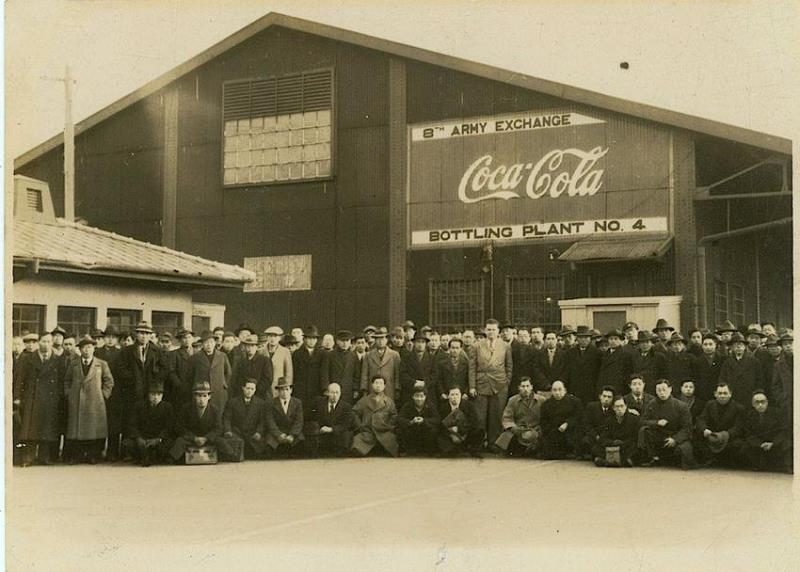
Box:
[13,12,791,170]
[13,217,254,288]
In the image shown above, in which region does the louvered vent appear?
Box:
[223,69,332,122]
[26,188,43,212]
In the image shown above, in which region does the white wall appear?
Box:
[559,295,683,332]
[13,274,193,331]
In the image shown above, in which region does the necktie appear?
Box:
[140,346,146,363]
[329,402,334,413]
[549,351,554,366]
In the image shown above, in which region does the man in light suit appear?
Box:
[260,326,293,397]
[468,318,513,446]
[360,327,402,401]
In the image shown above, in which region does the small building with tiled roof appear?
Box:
[11,175,254,338]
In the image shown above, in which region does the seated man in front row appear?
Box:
[437,385,484,458]
[221,378,267,460]
[581,385,616,459]
[593,395,640,467]
[623,374,655,416]
[738,390,792,473]
[125,380,174,467]
[169,381,235,463]
[397,382,441,456]
[352,375,399,457]
[306,382,354,457]
[265,377,305,459]
[539,380,582,459]
[639,379,697,470]
[694,382,744,467]
[495,376,541,457]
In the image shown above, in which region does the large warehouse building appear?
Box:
[13,13,793,334]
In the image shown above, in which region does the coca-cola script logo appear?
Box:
[458,146,609,204]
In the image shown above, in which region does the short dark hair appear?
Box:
[654,378,671,388]
[751,389,768,399]
[353,334,366,342]
[447,385,463,394]
[544,330,558,337]
[629,373,644,383]
[715,382,731,392]
[370,374,386,384]
[680,379,695,387]
[486,318,500,327]
[612,395,626,406]
[243,378,258,387]
[600,385,616,396]
[518,376,532,386]
[412,387,426,395]
[448,338,463,348]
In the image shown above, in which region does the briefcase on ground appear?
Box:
[604,446,622,467]
[185,446,218,465]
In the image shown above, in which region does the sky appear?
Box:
[5,0,799,162]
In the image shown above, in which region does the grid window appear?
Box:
[714,279,728,326]
[12,304,46,337]
[729,284,745,325]
[57,306,96,338]
[429,279,485,332]
[106,309,142,336]
[152,311,183,337]
[223,69,333,186]
[505,276,564,332]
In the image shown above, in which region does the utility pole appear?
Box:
[41,66,76,221]
[64,65,75,222]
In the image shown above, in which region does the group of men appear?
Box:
[10,317,794,472]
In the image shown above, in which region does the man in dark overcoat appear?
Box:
[16,333,64,466]
[718,332,764,405]
[169,381,233,463]
[564,326,602,405]
[265,377,306,458]
[598,329,634,395]
[694,382,745,467]
[437,385,484,457]
[229,334,273,399]
[640,379,697,469]
[432,338,470,402]
[292,325,331,411]
[738,390,792,473]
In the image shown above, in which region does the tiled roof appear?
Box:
[13,218,254,287]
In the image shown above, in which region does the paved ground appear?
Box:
[6,457,799,571]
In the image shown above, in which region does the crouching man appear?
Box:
[124,381,174,466]
[265,377,305,459]
[352,375,399,457]
[306,382,354,457]
[639,379,697,469]
[495,377,541,457]
[169,381,236,463]
[397,382,440,456]
[593,396,640,467]
[437,385,484,458]
[220,378,267,460]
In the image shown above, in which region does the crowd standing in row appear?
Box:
[10,317,793,472]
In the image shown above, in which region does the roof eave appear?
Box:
[13,258,250,289]
[13,12,792,171]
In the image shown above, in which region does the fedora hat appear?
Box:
[336,329,353,341]
[241,334,259,345]
[413,332,430,342]
[234,323,255,336]
[716,320,737,334]
[134,321,154,334]
[304,325,320,338]
[103,325,119,337]
[363,325,377,334]
[666,332,686,345]
[605,328,623,340]
[727,332,746,345]
[51,326,67,337]
[402,320,416,329]
[745,328,767,338]
[623,321,639,332]
[192,381,212,394]
[779,331,794,343]
[764,334,780,347]
[653,318,674,332]
[77,335,97,348]
[637,330,655,343]
[559,325,577,336]
[575,325,592,337]
[373,327,389,338]
[275,377,292,389]
[176,328,194,338]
